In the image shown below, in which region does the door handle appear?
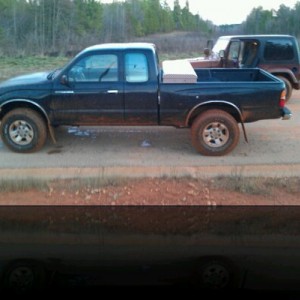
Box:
[107,90,119,94]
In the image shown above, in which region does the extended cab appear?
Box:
[189,35,300,101]
[0,43,292,156]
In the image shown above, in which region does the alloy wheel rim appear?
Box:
[9,120,34,145]
[202,122,229,148]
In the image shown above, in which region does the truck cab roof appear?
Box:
[218,35,295,40]
[81,43,156,53]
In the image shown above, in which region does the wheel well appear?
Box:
[0,101,48,125]
[187,103,241,127]
[273,72,290,80]
[272,73,294,86]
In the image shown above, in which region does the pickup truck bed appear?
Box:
[159,67,287,128]
[195,68,276,82]
[162,59,275,83]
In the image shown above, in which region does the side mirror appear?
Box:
[219,50,225,59]
[60,75,69,86]
[203,48,211,57]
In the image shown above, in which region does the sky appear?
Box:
[101,0,299,25]
[176,0,299,25]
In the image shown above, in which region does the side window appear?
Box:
[264,39,294,61]
[125,53,149,83]
[68,54,118,82]
[228,41,240,60]
[241,41,259,67]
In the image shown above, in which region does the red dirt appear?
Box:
[0,177,299,206]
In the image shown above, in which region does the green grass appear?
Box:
[0,56,69,81]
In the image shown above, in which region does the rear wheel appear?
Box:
[0,108,47,153]
[192,257,240,289]
[191,109,240,156]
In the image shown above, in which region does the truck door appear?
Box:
[123,52,159,125]
[240,41,259,67]
[51,52,124,125]
[225,41,242,68]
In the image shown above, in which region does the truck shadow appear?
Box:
[0,206,300,295]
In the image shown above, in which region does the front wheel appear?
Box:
[2,260,46,293]
[191,109,240,156]
[0,108,47,153]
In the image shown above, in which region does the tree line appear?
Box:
[242,2,300,37]
[1,0,300,57]
[0,0,214,56]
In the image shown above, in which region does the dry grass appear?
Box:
[214,175,300,196]
[0,176,299,197]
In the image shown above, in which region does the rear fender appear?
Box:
[185,100,248,142]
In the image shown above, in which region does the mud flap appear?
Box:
[240,121,248,143]
[48,123,57,144]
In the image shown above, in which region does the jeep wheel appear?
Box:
[0,108,47,153]
[191,109,240,156]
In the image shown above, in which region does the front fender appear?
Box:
[0,99,56,144]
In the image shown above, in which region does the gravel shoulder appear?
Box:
[1,176,299,206]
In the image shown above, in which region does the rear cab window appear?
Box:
[125,53,149,83]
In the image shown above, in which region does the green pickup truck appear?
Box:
[0,43,291,156]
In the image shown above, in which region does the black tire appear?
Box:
[192,258,239,289]
[0,108,47,153]
[2,261,46,294]
[191,109,240,156]
[277,75,292,102]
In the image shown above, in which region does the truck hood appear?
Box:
[0,72,51,91]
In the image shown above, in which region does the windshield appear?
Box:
[212,37,230,55]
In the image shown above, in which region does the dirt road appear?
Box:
[0,91,299,180]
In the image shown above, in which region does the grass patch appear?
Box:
[0,176,128,193]
[0,56,69,81]
[213,174,300,196]
[264,177,300,194]
[49,177,128,192]
[214,176,271,195]
[0,177,48,193]
[159,52,202,61]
